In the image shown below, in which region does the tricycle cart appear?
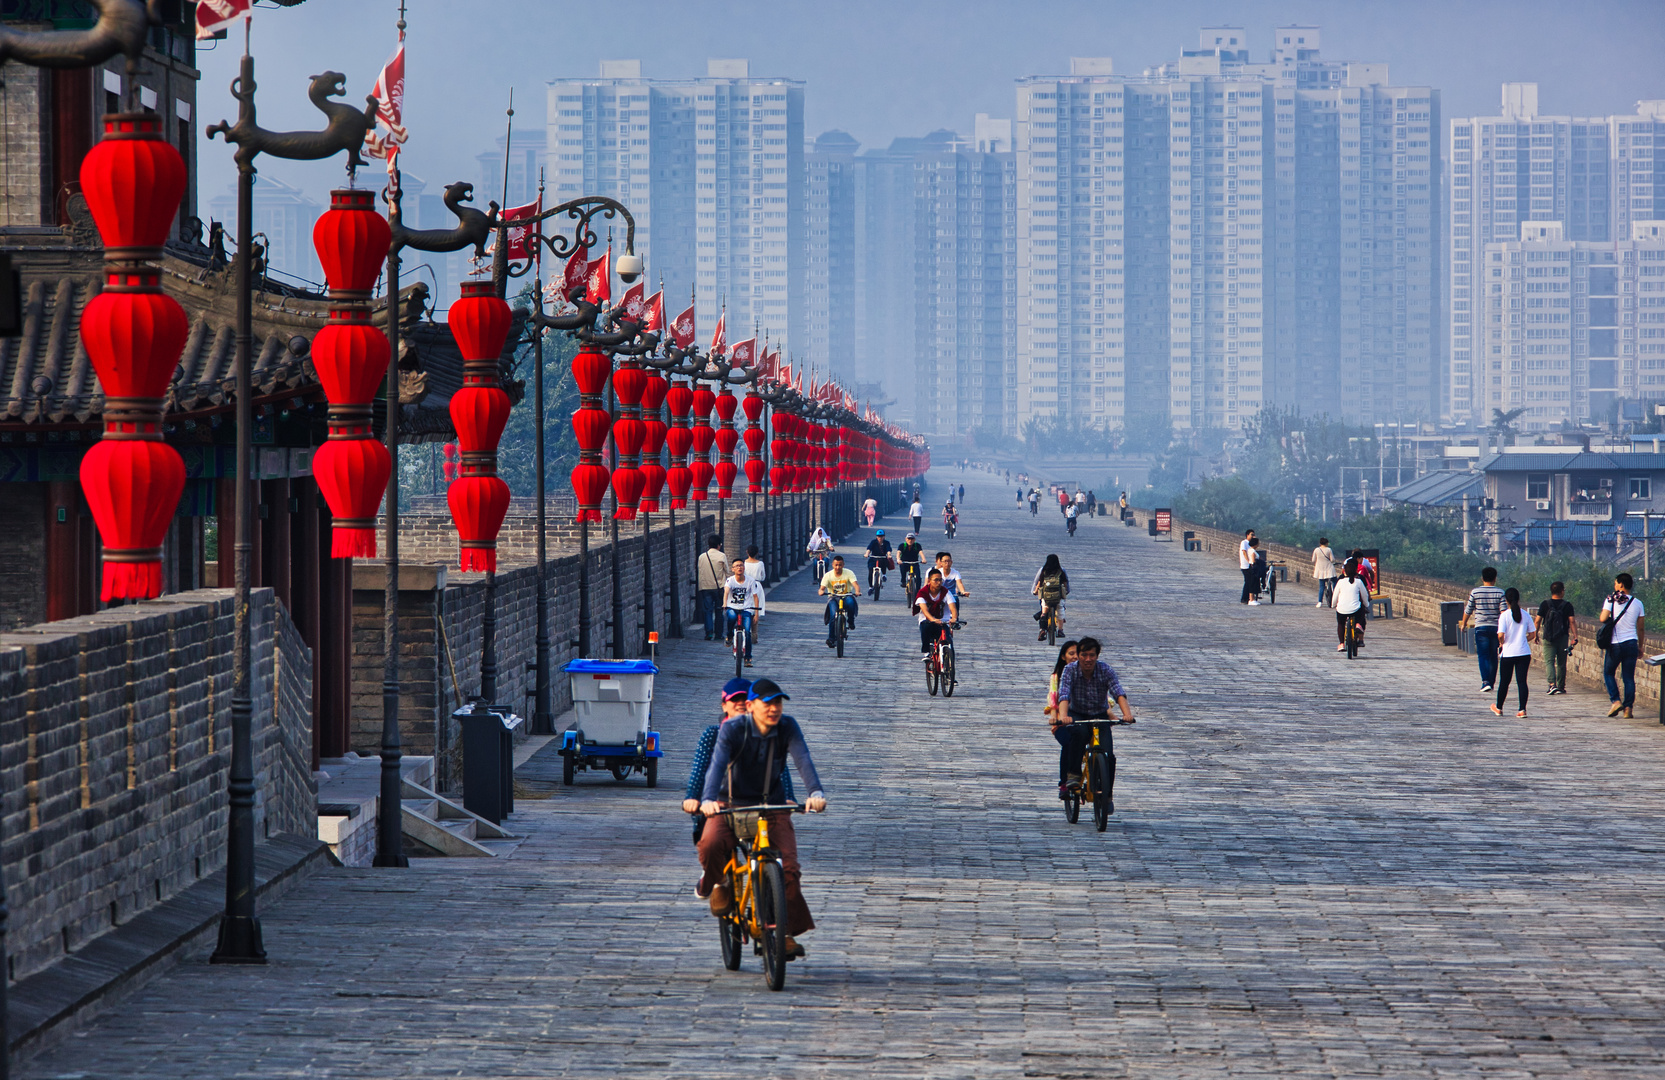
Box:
[560,658,663,786]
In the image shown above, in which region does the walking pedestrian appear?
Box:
[697,536,728,641]
[1238,528,1260,605]
[1458,567,1506,692]
[911,496,924,536]
[1311,536,1337,608]
[1600,572,1646,719]
[1491,588,1536,718]
[1536,581,1576,695]
[1086,490,1096,516]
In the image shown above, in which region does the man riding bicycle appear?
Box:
[818,554,861,646]
[934,551,969,613]
[722,557,765,667]
[914,568,956,661]
[1053,636,1134,804]
[864,529,894,594]
[696,678,826,960]
[943,501,958,537]
[897,533,925,599]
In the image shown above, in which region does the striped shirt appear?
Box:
[1464,585,1507,628]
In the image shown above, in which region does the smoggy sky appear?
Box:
[196,0,1665,233]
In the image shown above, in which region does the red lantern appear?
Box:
[713,386,739,498]
[688,382,716,501]
[76,113,190,598]
[610,363,648,520]
[570,344,612,522]
[311,188,393,556]
[637,372,669,513]
[446,281,514,567]
[665,379,694,509]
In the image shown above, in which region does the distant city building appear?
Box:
[1011,27,1439,436]
[1477,220,1665,431]
[475,128,547,211]
[805,130,859,384]
[1448,88,1665,426]
[208,174,324,287]
[546,60,805,357]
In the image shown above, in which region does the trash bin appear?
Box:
[1148,518,1159,536]
[561,658,662,786]
[458,703,523,824]
[1440,601,1464,647]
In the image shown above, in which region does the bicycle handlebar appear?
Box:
[710,803,807,815]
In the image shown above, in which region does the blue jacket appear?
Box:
[700,714,822,805]
[686,720,795,803]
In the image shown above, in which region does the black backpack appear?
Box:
[1539,599,1571,643]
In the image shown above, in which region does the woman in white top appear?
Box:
[1492,587,1537,718]
[1331,559,1371,651]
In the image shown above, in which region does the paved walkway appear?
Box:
[21,469,1665,1079]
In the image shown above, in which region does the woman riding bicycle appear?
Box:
[1333,557,1370,652]
[806,527,834,577]
[1032,554,1070,641]
[1044,639,1078,723]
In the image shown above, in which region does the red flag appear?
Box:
[195,0,251,39]
[585,249,611,304]
[500,198,540,262]
[730,338,756,369]
[643,291,665,333]
[764,348,780,378]
[620,281,646,323]
[364,37,408,177]
[670,303,696,348]
[562,245,589,298]
[709,311,726,356]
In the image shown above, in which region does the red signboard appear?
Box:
[1155,509,1172,533]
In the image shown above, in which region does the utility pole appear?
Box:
[1462,493,1470,554]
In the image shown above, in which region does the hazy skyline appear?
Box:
[197,0,1665,267]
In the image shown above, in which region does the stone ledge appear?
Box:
[5,832,330,1065]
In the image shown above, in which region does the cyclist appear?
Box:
[862,496,878,527]
[1044,640,1078,723]
[1032,554,1070,640]
[934,551,970,620]
[864,529,894,595]
[1054,636,1135,802]
[818,554,861,646]
[1332,557,1370,652]
[1029,489,1039,516]
[909,496,924,536]
[684,678,756,846]
[722,557,765,667]
[943,501,958,538]
[1065,502,1078,537]
[696,678,826,959]
[896,532,925,599]
[914,568,956,662]
[806,526,834,578]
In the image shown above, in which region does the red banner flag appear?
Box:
[499,198,540,263]
[643,291,665,333]
[364,37,407,176]
[585,248,611,304]
[620,280,646,323]
[670,303,696,348]
[562,245,589,298]
[729,337,756,369]
[709,311,726,356]
[195,0,251,40]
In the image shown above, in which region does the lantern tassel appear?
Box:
[101,560,162,602]
[459,548,497,573]
[331,527,379,559]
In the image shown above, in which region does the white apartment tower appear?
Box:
[547,60,805,355]
[1013,28,1438,437]
[1478,221,1665,430]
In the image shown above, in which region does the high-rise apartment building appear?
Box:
[546,60,804,355]
[1012,27,1438,436]
[1478,221,1665,430]
[805,131,859,383]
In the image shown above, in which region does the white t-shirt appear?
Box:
[909,501,922,517]
[1601,592,1645,643]
[1497,607,1536,657]
[1332,577,1370,615]
[743,558,766,586]
[1239,538,1254,570]
[938,567,964,598]
[722,575,765,613]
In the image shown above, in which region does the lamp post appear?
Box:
[207,49,378,951]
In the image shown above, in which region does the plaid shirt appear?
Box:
[1057,660,1126,717]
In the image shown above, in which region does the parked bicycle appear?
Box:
[711,804,805,991]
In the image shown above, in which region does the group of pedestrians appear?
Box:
[1458,567,1644,719]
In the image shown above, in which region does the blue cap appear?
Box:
[722,677,753,700]
[748,678,790,702]
[875,528,885,536]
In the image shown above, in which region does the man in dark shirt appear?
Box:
[896,533,925,597]
[697,679,827,957]
[1536,581,1577,695]
[864,529,894,592]
[1053,636,1135,798]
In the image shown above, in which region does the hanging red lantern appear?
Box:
[637,371,669,513]
[665,378,694,509]
[570,343,612,522]
[610,362,648,520]
[310,187,393,556]
[768,410,791,497]
[76,113,191,599]
[713,385,739,499]
[447,280,515,569]
[688,381,716,501]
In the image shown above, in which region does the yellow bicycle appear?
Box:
[713,803,804,991]
[1060,720,1125,832]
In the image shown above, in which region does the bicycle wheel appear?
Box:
[926,649,939,695]
[835,610,845,658]
[562,753,575,785]
[757,859,788,991]
[734,626,745,678]
[1062,785,1080,824]
[1090,752,1111,831]
[1269,575,1278,604]
[1346,620,1358,660]
[941,645,956,697]
[719,893,744,971]
[1047,611,1057,647]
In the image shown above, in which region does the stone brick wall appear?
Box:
[0,484,47,631]
[1132,508,1664,711]
[0,63,46,226]
[0,588,315,984]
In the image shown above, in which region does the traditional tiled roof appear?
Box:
[0,236,522,442]
[1478,451,1665,472]
[1380,469,1484,508]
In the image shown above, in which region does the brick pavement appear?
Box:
[19,468,1665,1079]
